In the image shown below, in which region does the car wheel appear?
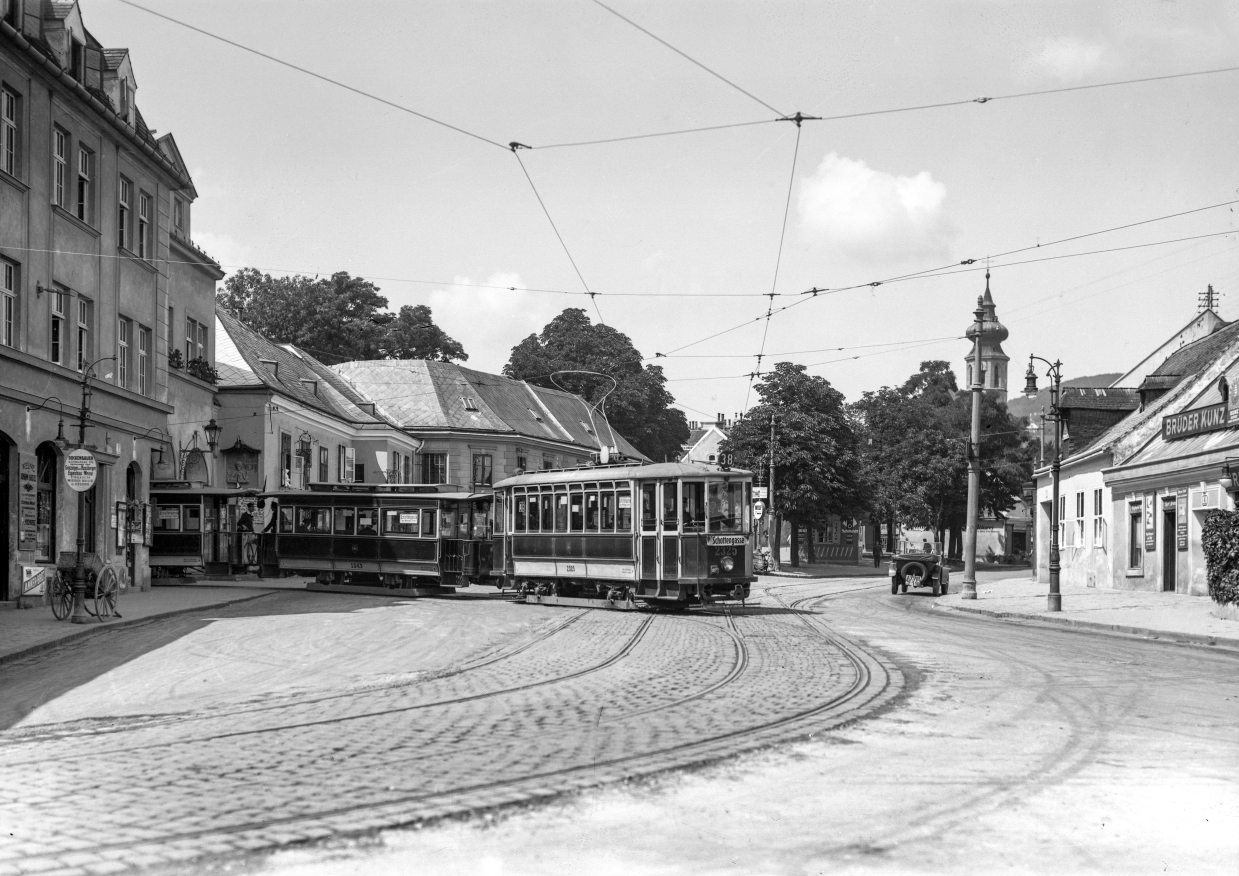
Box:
[891,578,899,595]
[900,584,907,593]
[931,578,940,596]
[939,580,948,596]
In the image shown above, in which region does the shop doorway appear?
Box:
[1162,507,1177,592]
[0,434,10,600]
[126,463,140,587]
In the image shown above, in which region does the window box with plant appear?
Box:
[185,356,219,384]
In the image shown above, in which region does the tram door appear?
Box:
[659,481,680,595]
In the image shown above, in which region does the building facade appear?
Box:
[1,0,221,602]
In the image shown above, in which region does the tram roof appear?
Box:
[494,462,752,489]
[260,484,491,502]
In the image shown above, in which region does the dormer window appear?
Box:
[462,396,478,412]
[70,37,84,81]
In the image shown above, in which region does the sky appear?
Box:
[86,0,1239,425]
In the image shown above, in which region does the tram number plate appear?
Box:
[707,535,747,547]
[349,562,365,570]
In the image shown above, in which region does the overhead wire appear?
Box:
[112,0,509,151]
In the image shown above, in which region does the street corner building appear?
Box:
[1033,307,1239,596]
[0,0,222,602]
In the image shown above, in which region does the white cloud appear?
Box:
[796,153,953,262]
[420,272,549,374]
[1033,37,1106,81]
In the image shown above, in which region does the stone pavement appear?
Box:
[0,578,307,665]
[933,574,1239,650]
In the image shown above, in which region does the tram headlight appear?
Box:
[720,555,735,573]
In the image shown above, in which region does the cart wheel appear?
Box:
[50,571,74,620]
[94,568,119,619]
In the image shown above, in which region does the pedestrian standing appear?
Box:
[873,536,882,568]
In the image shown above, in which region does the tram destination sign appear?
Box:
[1162,402,1229,441]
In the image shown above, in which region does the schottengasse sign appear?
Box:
[1162,402,1230,441]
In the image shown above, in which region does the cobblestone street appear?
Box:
[0,585,898,875]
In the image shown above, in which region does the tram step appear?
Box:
[522,594,641,611]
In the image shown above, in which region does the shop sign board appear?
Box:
[752,487,768,500]
[1177,488,1189,551]
[1192,487,1222,510]
[18,454,37,551]
[1162,402,1229,441]
[64,449,98,492]
[21,566,47,596]
[753,500,765,520]
[1143,494,1157,552]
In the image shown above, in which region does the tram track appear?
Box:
[0,613,657,763]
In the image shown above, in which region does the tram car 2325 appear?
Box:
[492,461,755,610]
[257,484,498,596]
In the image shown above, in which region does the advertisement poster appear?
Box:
[1143,494,1156,552]
[18,454,37,551]
[1177,488,1189,551]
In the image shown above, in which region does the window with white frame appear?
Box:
[50,288,66,365]
[1,257,16,348]
[173,196,184,233]
[1,86,18,178]
[1092,488,1105,546]
[76,145,93,223]
[117,316,131,388]
[137,325,150,395]
[1128,501,1143,569]
[118,177,130,249]
[52,129,67,206]
[138,191,150,259]
[421,453,447,484]
[76,297,91,371]
[1075,491,1085,546]
[318,446,328,483]
[1058,495,1067,545]
[185,316,205,362]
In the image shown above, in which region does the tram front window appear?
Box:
[585,490,598,532]
[682,482,705,532]
[514,495,528,532]
[555,493,569,532]
[279,506,294,533]
[662,484,680,531]
[618,488,633,531]
[708,481,746,533]
[569,490,583,531]
[539,493,552,532]
[421,509,436,537]
[183,505,202,532]
[600,491,614,531]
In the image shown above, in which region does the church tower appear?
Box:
[964,271,1010,403]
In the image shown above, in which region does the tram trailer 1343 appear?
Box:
[492,462,755,609]
[257,484,498,596]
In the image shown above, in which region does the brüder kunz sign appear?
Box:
[1162,402,1230,441]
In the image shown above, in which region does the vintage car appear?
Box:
[888,541,949,596]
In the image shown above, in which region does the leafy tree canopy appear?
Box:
[503,309,688,463]
[216,268,466,365]
[723,362,867,528]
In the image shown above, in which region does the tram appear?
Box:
[257,483,498,595]
[492,461,755,609]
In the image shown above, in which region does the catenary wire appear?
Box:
[590,0,786,117]
[511,149,605,324]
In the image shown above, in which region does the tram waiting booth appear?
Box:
[148,483,260,577]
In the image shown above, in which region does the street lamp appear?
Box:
[204,418,222,453]
[1024,354,1064,612]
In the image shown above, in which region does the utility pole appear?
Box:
[961,296,985,600]
[69,357,113,623]
[768,413,779,573]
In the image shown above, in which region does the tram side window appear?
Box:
[539,493,552,532]
[662,484,680,531]
[617,489,632,531]
[358,509,379,536]
[183,505,202,532]
[334,507,356,535]
[295,508,331,534]
[555,493,569,532]
[569,490,583,531]
[641,484,657,531]
[279,506,294,533]
[514,494,527,533]
[585,490,599,531]
[384,509,419,535]
[682,482,705,532]
[600,491,614,531]
[155,505,181,531]
[421,509,436,537]
[440,507,456,538]
[708,482,743,533]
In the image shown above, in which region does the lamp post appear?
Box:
[1024,355,1064,612]
[961,296,986,600]
[68,356,116,623]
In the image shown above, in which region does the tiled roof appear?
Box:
[332,360,647,460]
[46,1,77,20]
[1057,387,1140,411]
[215,310,385,426]
[1141,320,1239,388]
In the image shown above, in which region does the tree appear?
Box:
[216,268,466,365]
[503,309,688,462]
[723,363,867,567]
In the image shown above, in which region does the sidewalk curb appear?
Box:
[0,590,278,667]
[935,601,1239,652]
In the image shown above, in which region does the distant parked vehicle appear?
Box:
[888,540,949,596]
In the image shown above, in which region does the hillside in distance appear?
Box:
[1006,373,1123,420]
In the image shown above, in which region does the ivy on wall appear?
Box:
[1200,510,1239,605]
